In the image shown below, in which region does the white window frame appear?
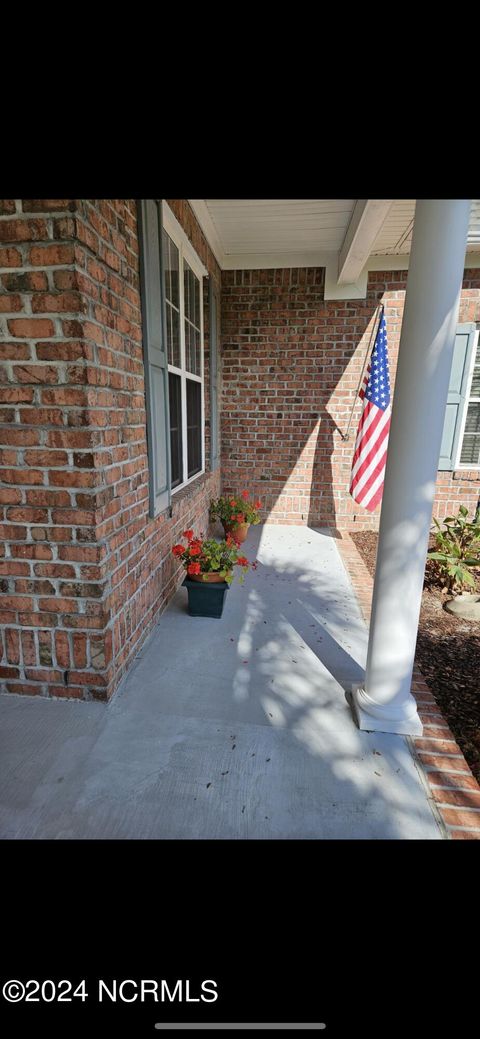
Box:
[163,203,207,494]
[454,326,480,469]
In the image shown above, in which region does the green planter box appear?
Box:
[183,577,229,618]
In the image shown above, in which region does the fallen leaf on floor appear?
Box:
[231,744,236,750]
[221,771,229,776]
[206,783,212,788]
[241,805,245,814]
[266,758,271,762]
[373,750,382,756]
[374,771,381,777]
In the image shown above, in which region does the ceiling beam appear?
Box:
[188,200,226,269]
[337,199,392,284]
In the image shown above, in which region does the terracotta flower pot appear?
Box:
[189,571,232,583]
[223,521,250,544]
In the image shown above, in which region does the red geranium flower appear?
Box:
[237,556,249,566]
[172,544,185,557]
[229,499,236,507]
[189,545,201,556]
[255,500,261,509]
[235,513,245,524]
[187,562,201,575]
[183,529,194,541]
[241,490,249,500]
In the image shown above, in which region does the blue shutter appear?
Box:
[438,323,477,471]
[137,200,171,516]
[209,279,220,471]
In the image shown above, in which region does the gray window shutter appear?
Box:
[209,279,220,471]
[137,199,171,516]
[438,323,477,471]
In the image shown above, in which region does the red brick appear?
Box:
[22,200,76,213]
[21,631,37,666]
[0,488,22,505]
[0,294,22,312]
[5,682,43,696]
[20,408,64,426]
[450,831,480,840]
[431,787,480,808]
[427,771,480,791]
[26,490,71,507]
[2,271,48,292]
[24,450,68,467]
[440,807,480,829]
[0,246,22,266]
[0,561,30,575]
[36,341,86,361]
[55,631,71,668]
[25,668,63,683]
[0,665,20,678]
[11,544,52,560]
[0,387,34,404]
[0,468,44,485]
[31,292,85,314]
[8,318,55,338]
[0,343,31,360]
[5,630,20,664]
[417,752,471,772]
[29,244,75,266]
[7,507,48,523]
[13,365,59,384]
[0,219,48,243]
[38,598,78,613]
[1,429,39,446]
[72,633,87,667]
[18,612,58,628]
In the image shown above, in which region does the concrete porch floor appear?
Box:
[0,526,443,839]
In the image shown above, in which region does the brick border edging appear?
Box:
[336,531,480,840]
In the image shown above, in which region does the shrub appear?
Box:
[427,505,480,593]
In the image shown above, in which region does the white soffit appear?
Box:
[188,199,480,279]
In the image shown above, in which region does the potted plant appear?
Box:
[209,490,261,545]
[427,505,480,620]
[172,529,256,617]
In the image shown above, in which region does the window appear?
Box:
[458,331,480,466]
[439,324,479,472]
[162,210,205,492]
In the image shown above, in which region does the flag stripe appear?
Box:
[349,311,391,513]
[350,435,390,501]
[350,406,391,481]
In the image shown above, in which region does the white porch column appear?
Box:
[352,199,471,735]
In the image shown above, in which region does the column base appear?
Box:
[350,684,423,736]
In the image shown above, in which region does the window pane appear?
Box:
[169,373,183,487]
[471,368,480,396]
[162,229,171,303]
[464,401,480,434]
[170,239,179,309]
[195,326,201,376]
[186,379,201,478]
[184,261,191,322]
[460,435,480,465]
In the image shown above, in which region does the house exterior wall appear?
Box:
[0,199,221,701]
[220,267,480,529]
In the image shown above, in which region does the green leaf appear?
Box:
[459,505,469,517]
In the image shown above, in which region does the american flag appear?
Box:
[349,310,391,511]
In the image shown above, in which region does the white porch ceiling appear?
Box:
[188,199,480,297]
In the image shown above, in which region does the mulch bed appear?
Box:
[350,530,480,784]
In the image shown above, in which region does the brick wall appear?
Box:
[0,199,221,701]
[220,267,480,529]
